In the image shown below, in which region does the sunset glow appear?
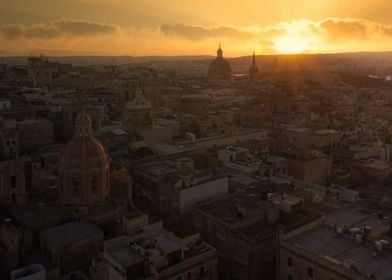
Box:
[273,35,311,54]
[1,0,392,56]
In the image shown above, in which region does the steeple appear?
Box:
[217,44,223,58]
[252,51,256,67]
[249,51,259,82]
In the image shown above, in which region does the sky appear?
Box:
[1,0,392,56]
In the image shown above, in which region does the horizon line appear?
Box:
[2,50,392,59]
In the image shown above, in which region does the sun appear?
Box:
[273,35,311,54]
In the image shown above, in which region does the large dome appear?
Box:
[58,112,110,206]
[208,46,232,81]
[60,137,109,169]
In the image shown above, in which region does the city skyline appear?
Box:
[1,0,392,56]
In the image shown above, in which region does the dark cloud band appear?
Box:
[0,19,117,40]
[160,24,255,41]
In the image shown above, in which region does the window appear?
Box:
[287,257,293,268]
[288,273,293,280]
[91,176,97,194]
[10,176,16,189]
[72,177,79,195]
[187,271,191,279]
[176,276,182,280]
[307,267,314,278]
[200,266,206,277]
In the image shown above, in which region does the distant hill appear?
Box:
[2,51,392,68]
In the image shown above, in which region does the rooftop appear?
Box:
[105,228,215,277]
[196,193,317,242]
[41,221,103,249]
[287,210,392,280]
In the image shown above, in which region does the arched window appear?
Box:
[91,176,97,194]
[72,177,79,196]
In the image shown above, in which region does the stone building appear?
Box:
[0,119,19,159]
[122,88,153,129]
[0,158,26,206]
[180,94,211,117]
[193,192,317,280]
[40,221,103,277]
[27,56,55,87]
[98,221,218,280]
[0,221,20,273]
[133,157,228,225]
[17,119,54,153]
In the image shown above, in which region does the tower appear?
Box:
[249,51,259,82]
[123,88,153,129]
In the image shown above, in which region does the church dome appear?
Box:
[61,112,109,168]
[59,112,110,206]
[208,45,232,81]
[60,137,109,169]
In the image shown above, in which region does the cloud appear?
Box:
[318,18,371,41]
[160,24,255,41]
[0,19,117,40]
[1,17,392,55]
[160,18,392,43]
[0,25,25,39]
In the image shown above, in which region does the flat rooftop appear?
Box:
[197,193,317,242]
[110,247,146,268]
[288,210,392,280]
[289,225,392,280]
[42,221,103,249]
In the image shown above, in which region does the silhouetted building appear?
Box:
[208,45,232,81]
[249,52,259,82]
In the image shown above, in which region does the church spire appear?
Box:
[217,44,223,58]
[249,51,259,82]
[252,51,256,67]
